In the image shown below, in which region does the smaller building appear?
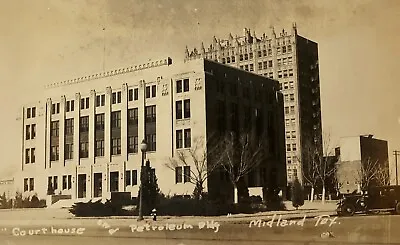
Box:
[0,178,15,199]
[336,135,389,194]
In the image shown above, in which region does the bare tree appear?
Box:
[165,135,223,200]
[296,132,337,203]
[374,161,391,186]
[315,133,337,203]
[296,140,319,202]
[219,131,267,204]
[355,157,381,190]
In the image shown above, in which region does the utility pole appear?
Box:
[394,150,400,185]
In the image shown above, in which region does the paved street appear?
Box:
[1,213,400,245]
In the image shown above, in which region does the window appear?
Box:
[51,103,60,114]
[95,140,104,157]
[125,171,131,186]
[288,45,292,52]
[96,95,105,107]
[176,80,183,93]
[184,129,191,148]
[145,86,151,98]
[288,57,293,65]
[292,144,297,151]
[284,95,289,102]
[231,56,235,63]
[268,49,272,56]
[278,71,283,78]
[65,143,73,160]
[26,125,31,140]
[25,149,30,164]
[286,132,291,139]
[287,144,291,151]
[287,157,292,164]
[80,116,89,132]
[277,59,282,66]
[66,100,75,111]
[81,97,89,109]
[24,178,29,192]
[285,119,290,127]
[262,61,267,70]
[291,118,296,126]
[176,130,183,149]
[95,114,104,130]
[290,106,295,114]
[128,136,138,153]
[277,47,281,55]
[80,142,89,158]
[269,72,273,79]
[51,121,59,137]
[65,119,74,135]
[128,89,134,101]
[291,131,296,138]
[51,145,59,161]
[151,85,156,97]
[244,54,248,60]
[29,178,34,191]
[249,64,254,72]
[111,138,121,155]
[183,79,189,92]
[239,54,243,61]
[53,176,58,190]
[145,105,156,123]
[283,58,287,65]
[62,175,72,190]
[31,124,36,139]
[183,99,191,118]
[31,148,35,163]
[244,65,249,71]
[222,58,226,64]
[289,69,294,77]
[258,51,262,57]
[175,167,183,183]
[128,108,138,125]
[176,101,182,119]
[289,81,294,89]
[112,91,122,104]
[268,60,273,68]
[290,94,295,102]
[27,108,32,118]
[282,46,287,53]
[111,111,121,128]
[227,57,231,63]
[146,134,156,151]
[184,166,191,183]
[284,106,289,115]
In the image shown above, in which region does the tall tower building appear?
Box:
[185,23,322,185]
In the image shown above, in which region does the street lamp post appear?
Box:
[138,139,148,221]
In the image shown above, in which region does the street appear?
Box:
[1,214,400,245]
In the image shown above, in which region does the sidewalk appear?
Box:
[0,200,337,226]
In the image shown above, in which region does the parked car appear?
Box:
[337,185,400,216]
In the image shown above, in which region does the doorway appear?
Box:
[94,173,102,198]
[77,174,87,198]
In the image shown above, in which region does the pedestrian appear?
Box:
[151,208,157,221]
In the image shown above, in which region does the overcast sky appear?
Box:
[0,0,399,179]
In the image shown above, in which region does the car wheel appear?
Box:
[342,204,355,216]
[395,202,400,215]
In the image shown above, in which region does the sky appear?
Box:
[0,0,399,179]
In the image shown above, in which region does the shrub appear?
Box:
[291,178,304,209]
[69,199,131,217]
[136,162,161,216]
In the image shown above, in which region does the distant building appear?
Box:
[185,23,322,185]
[16,57,286,203]
[0,178,15,199]
[336,135,389,194]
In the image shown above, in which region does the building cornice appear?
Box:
[45,57,173,89]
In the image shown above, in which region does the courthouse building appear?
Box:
[16,57,286,203]
[185,23,322,184]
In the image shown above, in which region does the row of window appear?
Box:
[276,45,293,55]
[48,175,72,191]
[285,118,296,127]
[280,81,295,90]
[50,134,158,161]
[23,178,34,192]
[50,106,158,137]
[284,105,296,115]
[176,79,190,93]
[25,124,36,140]
[25,148,36,164]
[258,60,273,70]
[285,131,297,139]
[284,94,296,103]
[287,143,297,152]
[175,166,191,183]
[277,57,293,66]
[277,69,294,79]
[287,156,298,165]
[176,129,191,149]
[26,107,36,119]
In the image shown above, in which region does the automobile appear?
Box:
[337,185,400,216]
